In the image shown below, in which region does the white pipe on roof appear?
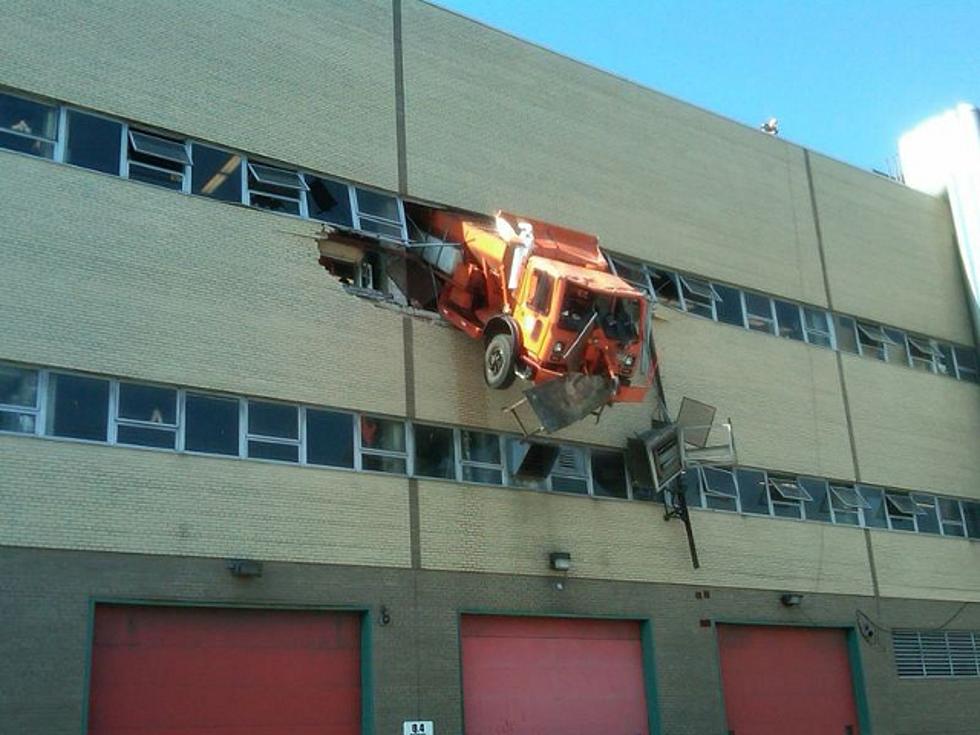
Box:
[899,103,980,348]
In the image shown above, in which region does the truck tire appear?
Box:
[484,333,517,389]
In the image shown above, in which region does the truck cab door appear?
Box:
[515,268,555,361]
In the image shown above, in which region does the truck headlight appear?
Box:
[624,354,635,367]
[553,342,565,354]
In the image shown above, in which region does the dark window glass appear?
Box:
[591,451,628,499]
[834,315,859,354]
[184,393,239,456]
[963,502,980,539]
[306,409,354,468]
[118,383,176,424]
[735,468,769,515]
[248,401,297,439]
[744,293,775,334]
[650,270,681,308]
[250,192,301,215]
[0,412,35,433]
[912,495,941,534]
[48,373,109,441]
[0,364,37,407]
[462,465,502,484]
[701,467,738,512]
[191,143,242,202]
[355,188,400,221]
[307,176,353,226]
[361,454,406,474]
[507,439,554,489]
[461,430,500,464]
[248,440,298,463]
[592,450,627,498]
[803,308,833,348]
[713,284,745,327]
[859,485,888,528]
[774,300,804,341]
[938,498,965,537]
[529,272,553,313]
[414,424,455,479]
[0,92,57,158]
[360,416,405,452]
[127,130,185,190]
[935,343,955,376]
[65,111,121,174]
[954,347,978,382]
[117,424,175,449]
[884,328,909,365]
[801,477,832,522]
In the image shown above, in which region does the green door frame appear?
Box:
[456,609,662,735]
[79,597,375,735]
[709,619,872,735]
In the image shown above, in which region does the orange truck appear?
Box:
[417,209,656,432]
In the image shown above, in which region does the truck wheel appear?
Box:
[484,333,516,389]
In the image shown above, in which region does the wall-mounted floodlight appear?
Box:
[780,592,804,607]
[549,552,571,572]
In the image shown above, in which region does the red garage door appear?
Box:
[88,605,361,735]
[461,615,650,735]
[717,625,860,735]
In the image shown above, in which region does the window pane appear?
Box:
[680,277,714,318]
[735,468,769,515]
[362,454,406,474]
[0,92,57,157]
[935,344,955,376]
[962,502,980,539]
[803,308,832,348]
[117,424,176,449]
[129,131,190,164]
[774,300,804,341]
[248,400,298,439]
[744,293,774,334]
[129,162,183,190]
[306,176,353,226]
[714,284,745,327]
[355,188,400,221]
[801,478,832,522]
[937,498,962,523]
[552,475,589,494]
[954,347,978,382]
[0,412,35,434]
[414,424,455,479]
[306,409,354,468]
[859,486,888,528]
[650,270,681,308]
[834,315,859,354]
[529,272,553,313]
[591,451,629,499]
[48,373,109,441]
[912,495,940,534]
[118,382,176,424]
[857,322,887,361]
[184,393,239,456]
[191,144,242,202]
[65,111,121,174]
[884,328,909,365]
[249,163,305,190]
[0,365,37,407]
[462,465,502,484]
[357,217,404,240]
[250,192,301,215]
[248,440,299,463]
[702,467,738,511]
[360,416,405,452]
[461,430,500,464]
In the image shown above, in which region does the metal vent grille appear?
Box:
[892,630,980,678]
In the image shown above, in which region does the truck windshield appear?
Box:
[558,287,641,343]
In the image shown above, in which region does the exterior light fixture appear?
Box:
[780,592,803,607]
[226,559,263,578]
[549,552,571,572]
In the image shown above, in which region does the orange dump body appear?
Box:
[423,209,654,405]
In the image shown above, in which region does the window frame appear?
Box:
[741,291,777,335]
[110,379,180,451]
[0,364,45,437]
[353,186,408,242]
[356,414,408,475]
[678,276,720,319]
[245,398,303,464]
[123,125,192,193]
[0,89,59,159]
[246,160,310,216]
[62,106,125,175]
[802,307,835,348]
[457,428,506,485]
[697,466,740,512]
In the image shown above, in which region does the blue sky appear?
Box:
[434,0,979,172]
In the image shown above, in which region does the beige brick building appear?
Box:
[1,2,978,733]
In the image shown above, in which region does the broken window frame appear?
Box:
[0,364,43,436]
[124,126,192,192]
[649,268,682,308]
[246,160,309,216]
[608,256,655,299]
[678,276,720,319]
